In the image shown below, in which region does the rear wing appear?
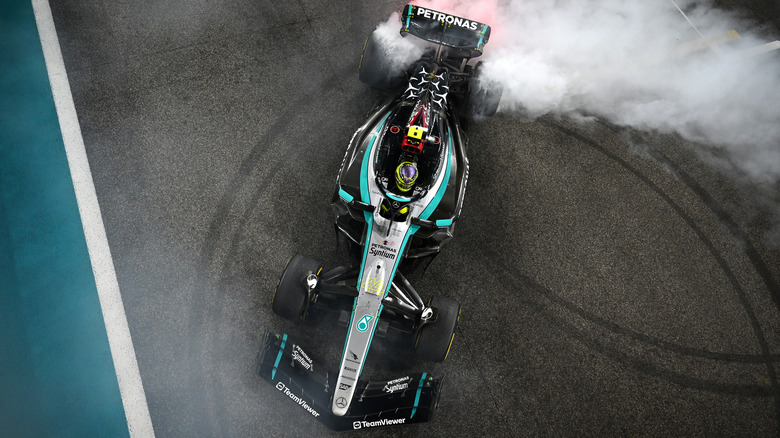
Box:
[400,4,491,57]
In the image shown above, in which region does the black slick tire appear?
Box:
[272,254,322,321]
[466,62,502,117]
[359,32,403,90]
[415,296,461,362]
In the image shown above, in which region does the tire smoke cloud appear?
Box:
[388,0,780,185]
[372,12,427,73]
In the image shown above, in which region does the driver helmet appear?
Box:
[395,161,418,192]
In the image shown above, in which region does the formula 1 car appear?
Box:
[257,4,501,431]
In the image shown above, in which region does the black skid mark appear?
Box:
[537,118,780,428]
[193,61,372,434]
[597,121,780,315]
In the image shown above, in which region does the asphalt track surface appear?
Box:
[50,1,780,436]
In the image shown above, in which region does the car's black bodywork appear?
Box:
[331,90,468,261]
[259,4,499,430]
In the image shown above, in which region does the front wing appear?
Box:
[257,331,441,431]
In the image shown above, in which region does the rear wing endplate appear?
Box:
[400,4,491,57]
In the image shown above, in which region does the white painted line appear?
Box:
[674,30,740,57]
[669,0,724,57]
[31,1,155,437]
[731,40,780,59]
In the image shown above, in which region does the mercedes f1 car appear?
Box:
[257,4,501,431]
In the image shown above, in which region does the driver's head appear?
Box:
[395,161,418,192]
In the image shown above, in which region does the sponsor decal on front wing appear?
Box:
[383,376,411,394]
[275,382,320,418]
[353,418,407,429]
[291,345,313,371]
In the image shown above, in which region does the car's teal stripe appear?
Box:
[360,135,376,204]
[357,128,382,286]
[338,188,354,203]
[435,218,453,226]
[271,333,287,379]
[386,192,411,202]
[376,111,391,133]
[405,6,413,29]
[410,372,428,419]
[477,24,488,47]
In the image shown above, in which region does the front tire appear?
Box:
[415,296,461,362]
[272,255,322,321]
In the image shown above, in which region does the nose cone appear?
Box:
[332,396,349,416]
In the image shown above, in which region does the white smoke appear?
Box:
[388,0,780,184]
[372,12,428,77]
[482,0,780,182]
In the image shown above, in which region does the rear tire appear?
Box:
[415,296,461,362]
[466,62,502,117]
[272,255,322,321]
[359,32,403,90]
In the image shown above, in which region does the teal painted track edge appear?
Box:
[0,1,130,436]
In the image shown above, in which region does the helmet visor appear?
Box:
[395,162,418,192]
